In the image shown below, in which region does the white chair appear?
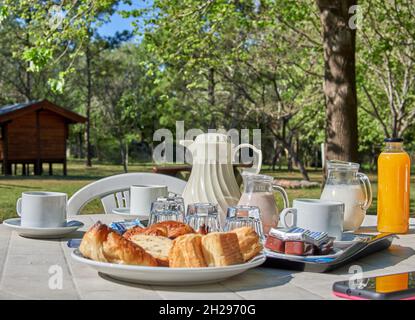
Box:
[67,172,186,216]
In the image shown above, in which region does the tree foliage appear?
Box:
[0,0,414,173]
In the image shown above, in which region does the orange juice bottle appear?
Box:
[377,138,410,233]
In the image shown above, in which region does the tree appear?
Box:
[0,1,120,89]
[133,0,322,179]
[0,0,122,167]
[0,16,57,103]
[93,45,150,171]
[316,0,359,163]
[82,28,132,167]
[357,0,415,139]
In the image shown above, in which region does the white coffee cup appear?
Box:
[279,199,344,240]
[130,185,168,216]
[16,191,67,228]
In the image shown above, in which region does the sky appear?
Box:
[97,1,153,42]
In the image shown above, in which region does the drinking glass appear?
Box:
[156,196,185,217]
[149,198,184,225]
[185,203,221,234]
[224,205,264,239]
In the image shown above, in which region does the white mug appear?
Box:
[130,185,168,216]
[16,191,67,228]
[279,199,344,240]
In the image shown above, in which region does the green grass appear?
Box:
[1,161,414,222]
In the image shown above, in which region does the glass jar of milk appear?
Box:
[321,160,372,231]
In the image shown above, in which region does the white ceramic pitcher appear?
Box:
[180,133,262,223]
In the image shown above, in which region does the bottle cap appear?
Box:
[384,138,403,143]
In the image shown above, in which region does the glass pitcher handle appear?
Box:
[272,185,289,209]
[232,143,262,174]
[357,172,372,211]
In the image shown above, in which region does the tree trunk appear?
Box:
[272,144,279,171]
[316,0,359,163]
[25,65,31,101]
[25,22,31,101]
[207,67,216,128]
[284,142,310,181]
[125,141,129,171]
[85,40,93,167]
[78,131,84,158]
[294,155,310,182]
[119,138,128,173]
[287,152,293,172]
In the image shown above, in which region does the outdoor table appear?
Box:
[0,214,414,300]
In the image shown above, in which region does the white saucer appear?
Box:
[112,208,131,215]
[111,208,149,221]
[2,218,84,239]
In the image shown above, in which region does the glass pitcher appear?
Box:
[238,174,289,235]
[320,160,372,231]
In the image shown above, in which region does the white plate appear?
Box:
[3,218,84,239]
[264,247,342,261]
[71,249,266,285]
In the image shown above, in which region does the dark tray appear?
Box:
[263,233,396,273]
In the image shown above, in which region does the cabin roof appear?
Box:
[0,99,86,124]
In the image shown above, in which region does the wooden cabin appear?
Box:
[0,99,86,175]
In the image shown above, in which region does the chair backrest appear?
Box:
[67,172,186,216]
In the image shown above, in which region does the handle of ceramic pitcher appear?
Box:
[272,185,289,209]
[357,172,373,211]
[232,143,262,174]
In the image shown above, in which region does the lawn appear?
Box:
[0,160,414,222]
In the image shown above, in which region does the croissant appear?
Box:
[123,221,195,240]
[155,221,195,239]
[123,225,168,239]
[79,221,158,266]
[79,221,109,262]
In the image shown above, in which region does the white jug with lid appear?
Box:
[180,133,262,223]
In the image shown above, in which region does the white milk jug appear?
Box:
[180,133,262,224]
[320,160,372,231]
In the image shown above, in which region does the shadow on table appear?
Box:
[328,244,415,276]
[19,230,86,242]
[62,231,85,239]
[98,268,294,293]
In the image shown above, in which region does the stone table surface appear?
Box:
[1,214,414,300]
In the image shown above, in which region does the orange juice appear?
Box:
[377,139,410,233]
[376,273,409,293]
